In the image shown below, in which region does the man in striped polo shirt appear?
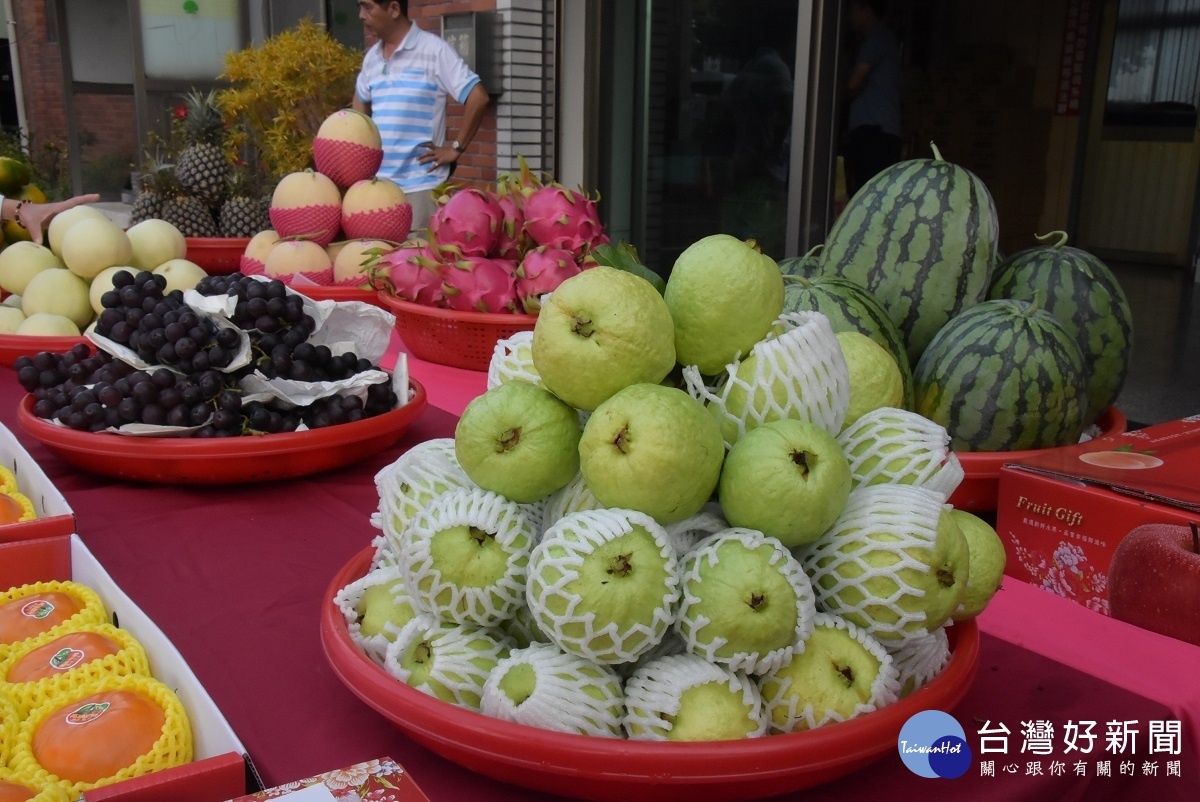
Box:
[353,0,490,233]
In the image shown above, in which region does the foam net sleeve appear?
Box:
[374,438,472,553]
[684,311,850,448]
[480,642,625,738]
[399,489,536,628]
[623,653,767,740]
[662,502,729,557]
[486,330,541,390]
[799,484,949,641]
[0,581,109,664]
[540,473,604,538]
[675,528,817,675]
[836,406,963,498]
[333,564,416,666]
[383,614,512,710]
[526,508,681,666]
[885,624,951,696]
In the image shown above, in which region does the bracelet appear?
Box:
[12,199,27,227]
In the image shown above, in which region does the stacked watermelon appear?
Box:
[794,145,1132,452]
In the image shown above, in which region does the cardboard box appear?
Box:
[0,534,250,801]
[0,422,75,542]
[229,757,429,801]
[995,415,1200,615]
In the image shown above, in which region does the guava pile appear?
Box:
[336,234,1004,741]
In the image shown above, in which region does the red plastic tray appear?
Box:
[185,237,251,275]
[0,333,92,368]
[15,380,427,484]
[949,406,1127,513]
[320,547,981,802]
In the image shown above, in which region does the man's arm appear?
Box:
[419,82,492,170]
[352,94,370,115]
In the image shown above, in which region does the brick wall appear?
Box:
[10,0,66,175]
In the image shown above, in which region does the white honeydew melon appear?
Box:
[333,239,391,285]
[342,177,407,215]
[2,294,21,308]
[245,229,281,265]
[48,205,107,258]
[316,108,383,149]
[127,219,187,271]
[153,258,208,294]
[88,265,138,315]
[271,170,342,211]
[0,241,65,295]
[17,312,80,337]
[22,268,93,329]
[60,217,134,280]
[0,306,26,334]
[265,240,332,277]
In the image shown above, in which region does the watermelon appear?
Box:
[818,144,999,365]
[781,274,915,408]
[987,231,1132,423]
[778,244,824,279]
[913,298,1089,451]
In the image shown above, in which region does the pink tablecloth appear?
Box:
[2,339,1198,800]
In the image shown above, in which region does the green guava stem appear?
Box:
[414,641,431,664]
[612,426,629,454]
[497,428,521,453]
[747,592,766,611]
[469,526,492,547]
[607,553,633,577]
[929,141,943,161]
[838,665,855,686]
[572,316,595,338]
[1034,230,1069,250]
[791,449,812,478]
[936,568,956,588]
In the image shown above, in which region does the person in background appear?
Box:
[844,0,902,198]
[352,0,490,234]
[0,193,101,247]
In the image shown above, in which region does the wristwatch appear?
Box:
[450,139,464,153]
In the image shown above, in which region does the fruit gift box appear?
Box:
[0,421,75,543]
[995,414,1200,633]
[0,534,249,800]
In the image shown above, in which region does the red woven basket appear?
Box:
[377,293,536,372]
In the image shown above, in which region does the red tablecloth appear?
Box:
[2,347,1199,800]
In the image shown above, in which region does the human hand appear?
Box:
[418,141,460,172]
[18,194,103,246]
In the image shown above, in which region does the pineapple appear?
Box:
[176,90,229,207]
[129,154,174,225]
[219,168,271,238]
[157,168,219,238]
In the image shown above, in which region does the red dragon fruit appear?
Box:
[368,244,447,306]
[427,187,505,259]
[522,185,610,254]
[442,256,521,314]
[515,246,584,314]
[491,183,528,261]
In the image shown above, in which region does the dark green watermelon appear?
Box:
[818,144,999,365]
[778,245,825,280]
[781,274,914,408]
[988,231,1133,423]
[914,298,1089,451]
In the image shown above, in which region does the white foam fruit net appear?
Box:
[334,564,419,666]
[836,407,964,499]
[684,311,850,448]
[375,438,472,552]
[759,612,901,733]
[383,613,513,710]
[497,603,546,650]
[400,488,536,628]
[486,330,541,390]
[527,508,681,666]
[623,652,768,741]
[798,483,950,641]
[480,642,625,738]
[676,528,817,675]
[540,473,604,539]
[663,503,729,557]
[885,624,951,697]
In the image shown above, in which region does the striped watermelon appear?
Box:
[778,244,824,279]
[988,231,1132,423]
[781,274,915,407]
[818,144,999,365]
[914,299,1089,451]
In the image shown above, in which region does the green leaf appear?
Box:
[592,241,667,295]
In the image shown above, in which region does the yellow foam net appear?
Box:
[0,465,18,495]
[1,490,36,523]
[0,765,72,802]
[0,686,16,765]
[0,581,108,663]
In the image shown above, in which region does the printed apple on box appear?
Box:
[995,415,1200,630]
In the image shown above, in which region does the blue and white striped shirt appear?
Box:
[355,25,481,193]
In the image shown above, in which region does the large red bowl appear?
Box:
[0,334,91,368]
[320,547,981,802]
[948,406,1127,513]
[16,381,427,484]
[185,237,251,275]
